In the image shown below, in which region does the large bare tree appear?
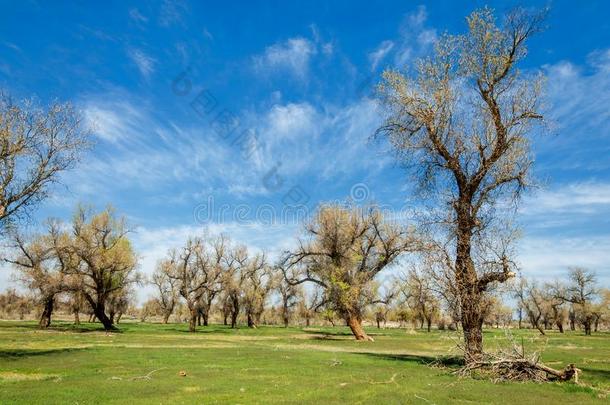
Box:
[282,204,417,341]
[377,8,545,362]
[0,93,89,233]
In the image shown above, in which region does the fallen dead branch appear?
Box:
[130,367,167,381]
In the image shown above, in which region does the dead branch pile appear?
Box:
[456,333,581,383]
[457,355,580,383]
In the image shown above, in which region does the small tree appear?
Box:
[276,275,301,327]
[151,260,180,323]
[399,270,439,332]
[6,228,66,328]
[558,268,599,335]
[283,204,417,341]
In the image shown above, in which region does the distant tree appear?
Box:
[0,93,89,234]
[513,277,546,335]
[399,269,439,332]
[151,260,180,324]
[282,204,417,341]
[276,274,301,327]
[298,289,322,327]
[241,255,273,328]
[556,268,599,335]
[378,7,545,362]
[166,236,226,332]
[5,228,67,328]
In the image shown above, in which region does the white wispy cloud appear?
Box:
[253,37,317,79]
[129,8,148,23]
[369,40,394,71]
[518,235,610,286]
[523,182,610,215]
[127,48,156,79]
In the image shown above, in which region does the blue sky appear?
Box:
[1,0,609,299]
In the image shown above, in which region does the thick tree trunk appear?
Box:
[94,306,115,331]
[456,222,486,364]
[346,314,373,341]
[39,296,54,329]
[557,321,564,333]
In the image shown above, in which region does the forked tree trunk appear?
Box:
[39,296,54,329]
[346,314,373,341]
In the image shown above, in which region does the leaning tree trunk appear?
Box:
[94,305,115,331]
[39,296,54,329]
[346,314,373,341]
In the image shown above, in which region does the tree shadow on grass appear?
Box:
[355,352,464,368]
[0,321,122,334]
[0,347,85,360]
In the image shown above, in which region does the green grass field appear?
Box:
[0,321,608,404]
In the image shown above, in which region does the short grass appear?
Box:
[0,320,608,404]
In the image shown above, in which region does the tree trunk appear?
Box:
[163,312,170,324]
[376,319,381,329]
[74,310,80,325]
[557,321,564,333]
[116,313,122,324]
[197,313,202,326]
[306,316,311,327]
[189,308,198,332]
[39,296,54,329]
[426,318,432,332]
[346,314,373,341]
[202,310,209,326]
[94,306,115,331]
[583,317,592,335]
[247,312,256,328]
[223,312,228,326]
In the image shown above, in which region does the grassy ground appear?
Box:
[0,321,608,404]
